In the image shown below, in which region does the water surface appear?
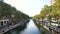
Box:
[20,19,41,34]
[5,19,41,34]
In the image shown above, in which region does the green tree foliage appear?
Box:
[33,0,60,21]
[0,1,29,21]
[33,5,50,20]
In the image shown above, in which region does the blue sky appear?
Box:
[4,0,50,16]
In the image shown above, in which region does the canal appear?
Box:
[4,19,41,34]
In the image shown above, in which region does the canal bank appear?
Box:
[0,19,30,34]
[4,19,54,34]
[33,19,60,34]
[4,23,27,34]
[34,22,52,34]
[4,19,41,34]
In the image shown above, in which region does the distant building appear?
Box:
[0,17,9,26]
[51,0,56,5]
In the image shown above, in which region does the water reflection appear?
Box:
[4,19,41,34]
[20,19,41,34]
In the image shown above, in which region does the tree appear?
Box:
[0,1,29,21]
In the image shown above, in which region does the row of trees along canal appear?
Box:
[0,1,29,22]
[33,0,60,23]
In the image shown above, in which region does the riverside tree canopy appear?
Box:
[0,1,29,21]
[33,0,60,21]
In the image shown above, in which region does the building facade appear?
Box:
[0,17,9,26]
[51,0,56,5]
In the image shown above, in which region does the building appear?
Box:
[0,19,9,26]
[51,0,56,5]
[0,17,9,26]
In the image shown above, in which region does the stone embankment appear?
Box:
[33,19,60,34]
[0,19,30,34]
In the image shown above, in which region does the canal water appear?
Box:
[5,19,41,34]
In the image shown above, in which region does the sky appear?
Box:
[4,0,50,17]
